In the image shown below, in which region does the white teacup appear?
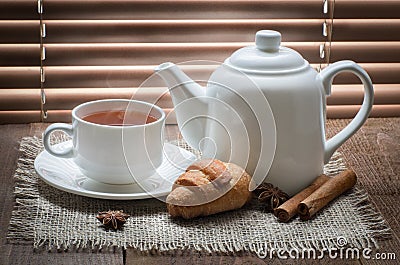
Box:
[43,99,166,185]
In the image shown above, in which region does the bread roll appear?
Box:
[166,159,252,219]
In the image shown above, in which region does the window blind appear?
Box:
[0,0,399,124]
[327,0,400,118]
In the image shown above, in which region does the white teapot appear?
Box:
[155,30,373,195]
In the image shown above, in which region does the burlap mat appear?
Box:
[7,136,391,254]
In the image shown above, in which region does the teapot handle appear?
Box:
[317,60,374,164]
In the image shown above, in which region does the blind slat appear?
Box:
[38,19,400,43]
[0,44,40,66]
[31,63,400,88]
[332,63,400,84]
[0,111,41,124]
[2,64,398,89]
[40,41,400,66]
[328,84,400,105]
[333,19,400,41]
[43,0,324,20]
[43,42,323,66]
[0,0,38,19]
[44,88,172,110]
[0,67,40,88]
[0,21,39,43]
[327,105,400,118]
[43,19,326,43]
[42,65,216,88]
[334,0,400,19]
[0,89,40,110]
[330,42,400,63]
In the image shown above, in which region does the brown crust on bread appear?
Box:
[166,159,252,219]
[173,170,210,187]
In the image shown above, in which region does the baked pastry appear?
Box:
[166,159,252,219]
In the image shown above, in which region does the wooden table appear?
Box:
[0,119,399,265]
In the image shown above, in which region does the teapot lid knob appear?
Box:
[226,29,307,72]
[255,30,281,52]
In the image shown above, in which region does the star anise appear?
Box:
[96,210,130,230]
[254,183,289,211]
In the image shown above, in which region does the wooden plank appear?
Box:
[1,119,399,264]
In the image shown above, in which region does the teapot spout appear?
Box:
[155,62,208,150]
[155,62,205,99]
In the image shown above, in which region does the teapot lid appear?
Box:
[226,30,308,73]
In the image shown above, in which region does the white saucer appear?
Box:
[34,141,197,200]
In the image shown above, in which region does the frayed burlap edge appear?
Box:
[7,136,392,254]
[7,137,43,245]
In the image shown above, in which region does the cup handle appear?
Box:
[43,123,74,158]
[317,60,374,164]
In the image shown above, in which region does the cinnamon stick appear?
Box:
[298,169,357,220]
[274,174,330,222]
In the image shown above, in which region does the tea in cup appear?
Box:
[43,99,166,185]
